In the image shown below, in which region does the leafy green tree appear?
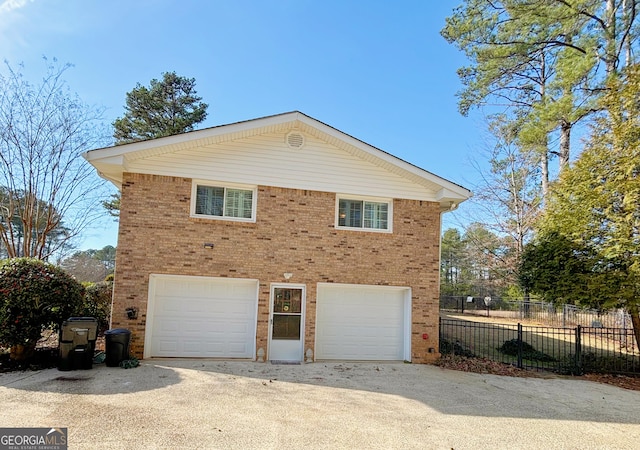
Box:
[441,228,469,295]
[519,231,594,305]
[463,222,512,297]
[81,281,113,333]
[106,72,209,217]
[60,245,116,282]
[92,245,116,271]
[534,64,640,345]
[0,188,74,259]
[0,60,107,259]
[101,193,121,219]
[112,71,208,144]
[441,223,521,298]
[0,258,85,360]
[442,0,638,196]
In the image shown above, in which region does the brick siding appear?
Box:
[112,173,442,363]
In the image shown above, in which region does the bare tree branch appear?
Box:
[0,59,110,260]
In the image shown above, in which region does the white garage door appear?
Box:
[146,275,258,358]
[315,283,410,360]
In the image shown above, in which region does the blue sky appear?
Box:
[0,0,485,251]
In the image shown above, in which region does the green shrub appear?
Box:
[0,258,85,357]
[81,281,112,333]
[439,338,476,357]
[581,352,640,375]
[497,339,556,362]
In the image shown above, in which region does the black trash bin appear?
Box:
[58,317,98,371]
[104,328,131,367]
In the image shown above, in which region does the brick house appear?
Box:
[84,111,471,363]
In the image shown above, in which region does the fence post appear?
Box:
[575,325,582,375]
[517,323,523,369]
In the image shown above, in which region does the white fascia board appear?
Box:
[92,165,123,188]
[436,187,474,212]
[82,111,472,200]
[296,114,471,199]
[83,112,303,161]
[435,187,472,203]
[83,154,126,188]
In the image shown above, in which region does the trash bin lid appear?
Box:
[61,318,98,341]
[104,328,131,335]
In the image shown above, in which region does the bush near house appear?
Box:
[0,258,85,360]
[81,280,113,333]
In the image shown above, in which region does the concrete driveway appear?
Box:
[1,360,639,449]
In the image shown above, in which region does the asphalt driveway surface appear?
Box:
[1,360,639,449]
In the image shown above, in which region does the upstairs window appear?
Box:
[337,196,391,232]
[192,181,256,222]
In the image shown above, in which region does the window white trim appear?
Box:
[190,180,257,222]
[335,194,393,233]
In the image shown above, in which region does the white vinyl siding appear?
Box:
[191,181,256,222]
[127,132,440,201]
[337,195,392,232]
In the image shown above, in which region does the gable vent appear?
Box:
[286,131,305,149]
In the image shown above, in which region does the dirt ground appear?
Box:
[436,354,640,391]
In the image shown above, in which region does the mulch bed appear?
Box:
[0,331,106,374]
[0,347,58,373]
[435,354,640,391]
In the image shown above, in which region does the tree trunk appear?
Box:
[559,120,571,173]
[630,308,640,352]
[539,62,550,200]
[605,0,617,76]
[541,148,549,201]
[623,0,633,66]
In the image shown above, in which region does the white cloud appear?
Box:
[0,0,34,14]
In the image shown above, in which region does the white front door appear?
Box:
[268,285,305,362]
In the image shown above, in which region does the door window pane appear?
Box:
[272,315,301,340]
[273,288,302,313]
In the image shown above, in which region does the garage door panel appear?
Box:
[148,276,258,358]
[155,340,178,353]
[316,284,408,361]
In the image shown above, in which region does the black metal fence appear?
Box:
[441,295,631,328]
[440,317,640,376]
